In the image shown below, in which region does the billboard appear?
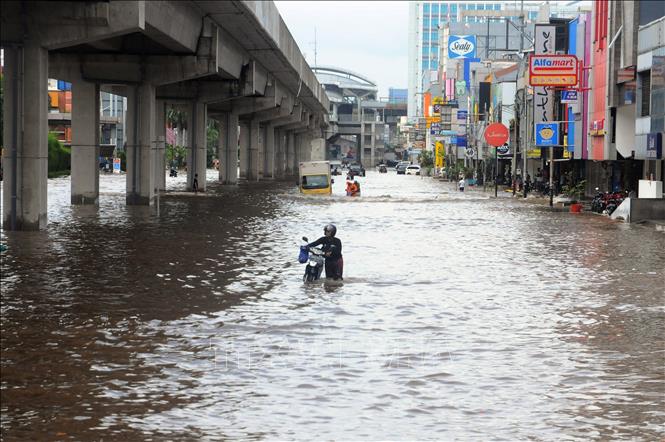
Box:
[448,35,477,59]
[533,25,556,126]
[529,54,578,86]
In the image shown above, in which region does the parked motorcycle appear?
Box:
[169,167,178,177]
[591,188,626,215]
[299,236,325,282]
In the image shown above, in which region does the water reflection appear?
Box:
[1,171,664,440]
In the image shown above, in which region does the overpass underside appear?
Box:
[1,0,329,230]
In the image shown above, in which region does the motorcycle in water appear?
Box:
[169,167,178,177]
[299,237,325,282]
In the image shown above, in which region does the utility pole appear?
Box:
[520,0,528,199]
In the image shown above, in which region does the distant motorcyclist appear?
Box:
[307,224,343,280]
[346,179,360,196]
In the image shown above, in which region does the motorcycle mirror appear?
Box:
[331,179,335,184]
[302,236,308,242]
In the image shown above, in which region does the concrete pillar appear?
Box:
[218,113,239,184]
[71,78,100,205]
[239,120,250,180]
[285,131,295,176]
[274,128,285,179]
[263,123,276,179]
[2,43,48,230]
[370,122,376,167]
[126,83,156,205]
[186,101,207,191]
[249,119,260,181]
[154,100,166,192]
[360,122,365,166]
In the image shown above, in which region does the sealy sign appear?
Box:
[448,35,477,59]
[529,54,578,86]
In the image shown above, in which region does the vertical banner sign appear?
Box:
[113,158,121,174]
[534,25,556,130]
[435,141,445,167]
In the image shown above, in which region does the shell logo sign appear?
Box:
[529,54,578,86]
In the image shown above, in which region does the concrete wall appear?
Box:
[631,198,665,222]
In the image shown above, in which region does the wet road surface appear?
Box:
[1,170,664,440]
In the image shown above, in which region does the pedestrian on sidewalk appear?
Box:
[193,173,199,193]
[458,177,465,192]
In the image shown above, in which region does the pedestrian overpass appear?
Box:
[1,0,329,230]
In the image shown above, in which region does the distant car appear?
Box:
[348,163,366,177]
[396,163,408,174]
[405,165,421,175]
[385,160,399,167]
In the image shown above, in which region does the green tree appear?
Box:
[47,133,71,177]
[418,149,434,169]
[206,119,219,167]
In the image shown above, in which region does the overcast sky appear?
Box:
[274,1,409,98]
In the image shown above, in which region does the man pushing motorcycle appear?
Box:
[306,224,344,280]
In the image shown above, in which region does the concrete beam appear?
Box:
[1,2,140,50]
[156,80,239,104]
[2,2,204,54]
[49,53,224,87]
[242,60,269,96]
[279,111,310,131]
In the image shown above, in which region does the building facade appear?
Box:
[408,1,588,121]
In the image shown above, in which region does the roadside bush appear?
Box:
[117,150,127,171]
[48,133,71,178]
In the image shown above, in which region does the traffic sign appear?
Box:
[484,123,509,147]
[465,147,475,158]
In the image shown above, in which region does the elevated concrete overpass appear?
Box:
[1,0,329,230]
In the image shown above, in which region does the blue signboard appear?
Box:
[457,110,468,121]
[646,132,663,159]
[561,90,578,103]
[535,123,559,147]
[455,136,467,147]
[448,35,477,59]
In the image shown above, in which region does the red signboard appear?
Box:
[484,123,509,147]
[529,54,579,86]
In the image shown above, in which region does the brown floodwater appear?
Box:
[1,170,664,440]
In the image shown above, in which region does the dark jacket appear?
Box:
[307,236,343,261]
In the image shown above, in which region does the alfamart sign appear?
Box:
[448,35,476,59]
[529,54,578,86]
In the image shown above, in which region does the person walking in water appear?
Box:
[193,173,199,193]
[307,224,343,280]
[458,177,465,192]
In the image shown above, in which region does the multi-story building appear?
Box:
[314,66,406,166]
[47,79,126,157]
[408,1,589,121]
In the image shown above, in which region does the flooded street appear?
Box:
[1,170,664,440]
